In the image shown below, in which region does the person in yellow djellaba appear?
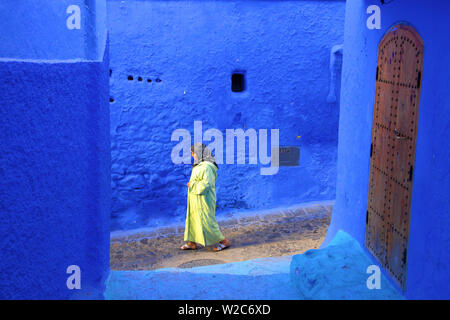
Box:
[180,143,231,252]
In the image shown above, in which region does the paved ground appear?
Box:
[110,201,333,271]
[105,229,403,300]
[105,256,301,300]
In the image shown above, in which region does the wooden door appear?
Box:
[365,24,423,290]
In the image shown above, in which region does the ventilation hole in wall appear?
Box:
[155,78,162,83]
[109,97,115,103]
[147,79,152,83]
[138,76,143,82]
[109,69,112,77]
[128,75,134,81]
[232,73,245,92]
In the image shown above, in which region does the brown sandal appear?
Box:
[213,239,230,252]
[180,242,197,250]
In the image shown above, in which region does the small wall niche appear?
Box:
[126,74,161,84]
[231,72,245,92]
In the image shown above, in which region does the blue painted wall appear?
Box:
[107,0,345,230]
[0,1,110,299]
[323,0,450,299]
[0,0,107,60]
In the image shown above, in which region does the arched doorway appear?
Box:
[365,24,424,290]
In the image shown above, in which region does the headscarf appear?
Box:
[191,143,218,168]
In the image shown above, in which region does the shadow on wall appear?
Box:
[108,0,346,231]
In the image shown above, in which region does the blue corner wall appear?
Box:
[0,0,107,61]
[107,0,345,230]
[323,0,450,299]
[0,1,110,299]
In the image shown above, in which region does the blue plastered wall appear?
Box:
[0,1,110,299]
[107,0,345,230]
[323,0,450,299]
